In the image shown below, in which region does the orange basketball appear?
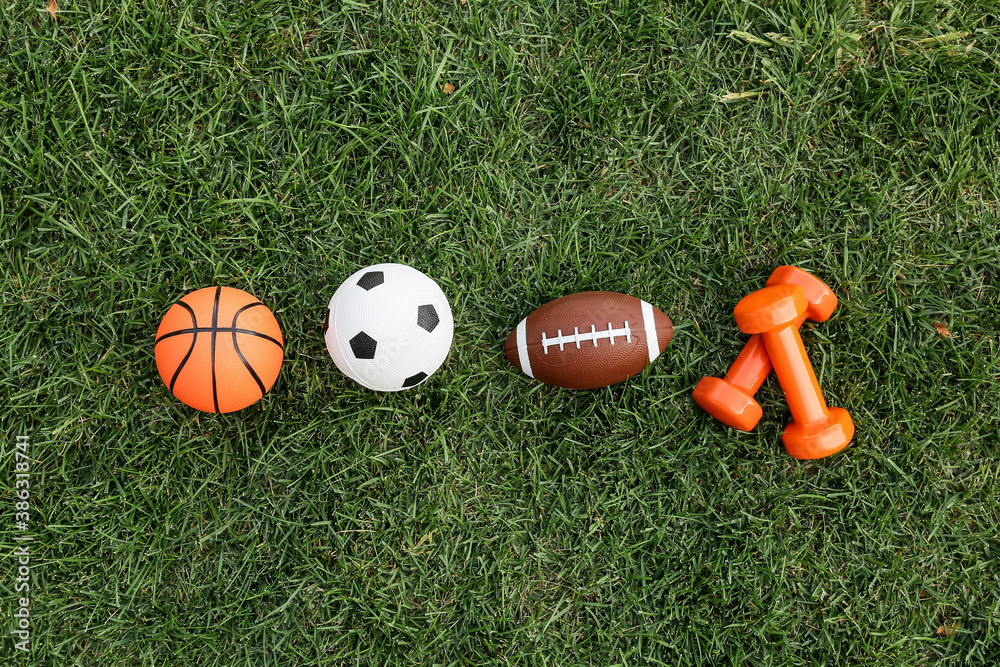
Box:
[155,286,284,413]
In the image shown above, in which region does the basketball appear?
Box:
[155,286,284,413]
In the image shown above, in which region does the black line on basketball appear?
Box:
[156,327,283,349]
[156,300,199,345]
[231,302,270,398]
[235,302,265,315]
[156,328,199,343]
[232,330,268,398]
[232,329,283,349]
[168,300,199,392]
[211,286,221,413]
[232,302,284,350]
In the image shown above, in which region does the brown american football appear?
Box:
[504,291,673,389]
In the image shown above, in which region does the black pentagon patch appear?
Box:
[357,271,384,291]
[417,304,439,333]
[402,371,428,388]
[349,332,377,359]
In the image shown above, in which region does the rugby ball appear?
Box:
[504,291,673,389]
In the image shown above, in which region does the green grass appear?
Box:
[2,0,1000,664]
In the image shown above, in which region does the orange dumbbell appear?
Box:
[693,266,837,431]
[733,284,854,459]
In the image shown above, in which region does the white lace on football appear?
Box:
[541,321,632,354]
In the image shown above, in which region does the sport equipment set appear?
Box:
[693,266,854,459]
[155,263,854,459]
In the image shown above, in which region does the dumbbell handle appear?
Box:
[723,311,808,394]
[760,324,830,425]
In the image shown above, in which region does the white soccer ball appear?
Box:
[324,263,454,391]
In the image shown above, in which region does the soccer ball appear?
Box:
[324,263,454,391]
